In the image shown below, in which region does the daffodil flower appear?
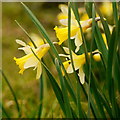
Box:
[14,34,50,79]
[60,47,101,84]
[54,4,101,52]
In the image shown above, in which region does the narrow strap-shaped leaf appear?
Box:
[38,74,44,118]
[85,2,93,18]
[94,24,108,67]
[64,77,77,105]
[30,49,66,116]
[106,27,119,118]
[87,3,95,118]
[2,105,11,119]
[55,58,72,118]
[0,70,21,117]
[15,20,37,48]
[91,75,106,118]
[94,3,111,45]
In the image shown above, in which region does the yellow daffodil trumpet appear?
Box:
[60,47,101,84]
[14,34,50,79]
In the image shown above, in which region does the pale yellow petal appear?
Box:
[57,13,68,21]
[37,44,50,59]
[29,33,44,47]
[36,62,42,79]
[63,47,70,54]
[59,54,70,58]
[80,17,100,32]
[18,45,32,54]
[24,56,38,69]
[75,31,82,52]
[78,66,85,84]
[59,4,75,20]
[67,64,74,73]
[73,54,86,70]
[16,39,26,46]
[59,4,68,16]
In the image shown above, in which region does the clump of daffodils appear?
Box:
[54,4,101,52]
[14,4,109,84]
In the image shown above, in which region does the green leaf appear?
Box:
[55,58,73,118]
[94,24,108,67]
[0,70,21,117]
[15,20,37,48]
[38,74,44,118]
[85,2,93,18]
[2,105,11,118]
[106,27,119,117]
[95,3,111,45]
[87,3,95,118]
[43,62,66,116]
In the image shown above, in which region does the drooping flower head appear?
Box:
[54,4,101,52]
[14,34,50,79]
[60,47,101,84]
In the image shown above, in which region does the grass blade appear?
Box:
[85,2,93,18]
[0,70,21,117]
[38,74,44,118]
[55,58,72,118]
[106,27,119,118]
[87,3,95,118]
[2,105,11,119]
[95,3,111,44]
[15,20,37,48]
[94,24,108,67]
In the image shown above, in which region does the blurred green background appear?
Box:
[2,2,65,118]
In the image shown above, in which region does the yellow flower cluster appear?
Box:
[14,4,110,84]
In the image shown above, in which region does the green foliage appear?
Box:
[2,2,120,119]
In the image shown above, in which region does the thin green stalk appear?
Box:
[2,105,11,119]
[55,58,72,118]
[106,27,118,118]
[0,70,21,117]
[15,20,37,48]
[87,3,95,118]
[38,73,44,118]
